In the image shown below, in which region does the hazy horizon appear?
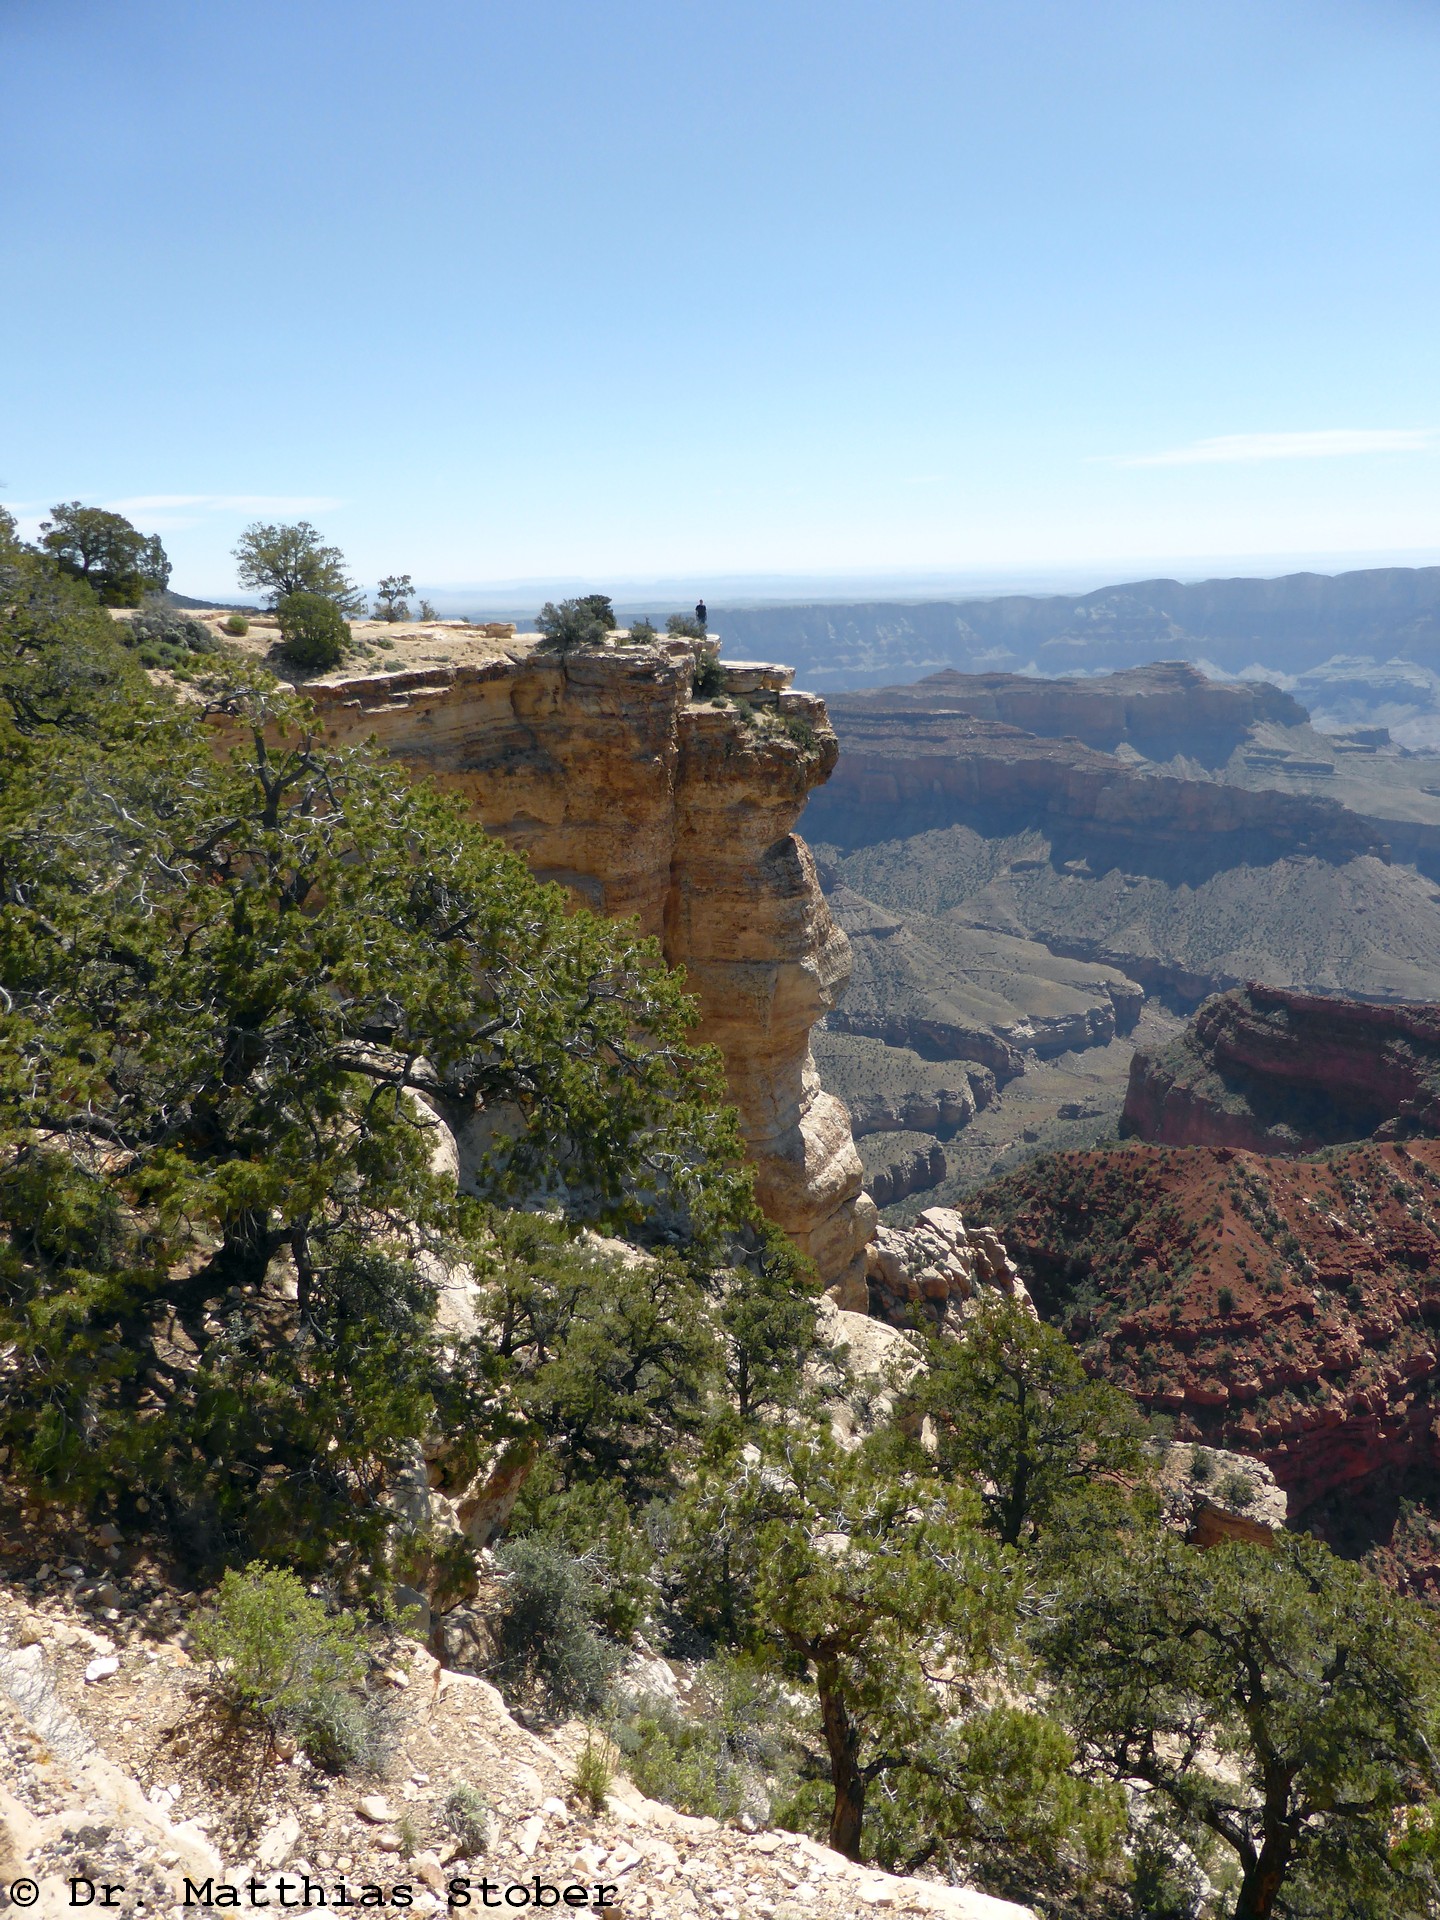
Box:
[7,1,1440,602]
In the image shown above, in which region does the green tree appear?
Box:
[909,1294,1151,1551]
[39,501,170,606]
[374,574,414,622]
[1039,1531,1440,1920]
[0,597,750,1575]
[535,595,614,651]
[234,521,365,613]
[276,588,350,670]
[671,1434,1122,1882]
[479,1211,719,1500]
[715,1224,821,1424]
[666,613,705,640]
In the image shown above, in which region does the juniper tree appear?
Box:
[1039,1531,1440,1920]
[670,1432,1124,1882]
[39,501,170,605]
[0,580,751,1575]
[234,521,366,614]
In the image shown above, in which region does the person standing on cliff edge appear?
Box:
[695,599,707,632]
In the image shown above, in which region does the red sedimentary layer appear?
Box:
[977,1139,1440,1587]
[1123,984,1440,1152]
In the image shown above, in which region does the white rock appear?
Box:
[255,1814,301,1869]
[517,1815,545,1857]
[357,1794,393,1824]
[84,1655,119,1682]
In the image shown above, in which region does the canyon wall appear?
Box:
[302,639,875,1296]
[804,707,1392,865]
[829,662,1308,763]
[1123,985,1440,1153]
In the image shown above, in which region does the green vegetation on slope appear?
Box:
[5,508,1440,1919]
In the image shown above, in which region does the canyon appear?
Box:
[297,636,876,1298]
[714,564,1440,702]
[798,660,1440,1218]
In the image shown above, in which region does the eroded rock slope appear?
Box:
[977,1139,1440,1593]
[1123,985,1440,1153]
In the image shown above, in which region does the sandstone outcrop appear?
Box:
[978,1137,1440,1594]
[1123,984,1440,1153]
[864,1205,1031,1326]
[300,640,874,1294]
[1157,1442,1288,1548]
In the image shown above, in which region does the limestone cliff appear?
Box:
[829,661,1308,764]
[804,707,1390,866]
[300,638,874,1294]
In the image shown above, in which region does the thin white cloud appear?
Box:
[103,493,344,515]
[1109,429,1439,468]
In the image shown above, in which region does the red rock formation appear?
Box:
[978,1139,1440,1591]
[1123,985,1440,1153]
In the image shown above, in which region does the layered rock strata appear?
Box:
[1123,984,1440,1153]
[829,662,1307,764]
[860,1132,947,1208]
[302,640,874,1293]
[805,706,1391,866]
[978,1138,1440,1592]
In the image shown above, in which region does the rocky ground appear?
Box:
[0,1561,1033,1920]
[168,609,529,682]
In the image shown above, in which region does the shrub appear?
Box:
[276,589,350,670]
[692,651,725,698]
[666,613,705,640]
[491,1538,619,1717]
[301,1683,397,1776]
[572,1730,616,1813]
[1189,1446,1214,1485]
[1217,1285,1236,1316]
[776,712,816,751]
[536,596,613,651]
[118,609,219,671]
[192,1563,388,1771]
[1218,1470,1256,1510]
[626,617,658,645]
[508,1474,659,1642]
[223,613,250,636]
[441,1783,491,1856]
[610,1657,795,1823]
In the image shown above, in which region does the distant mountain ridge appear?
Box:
[715,565,1440,692]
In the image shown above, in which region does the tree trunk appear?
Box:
[1234,1840,1289,1920]
[817,1660,865,1861]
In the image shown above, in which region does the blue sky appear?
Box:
[3,0,1440,603]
